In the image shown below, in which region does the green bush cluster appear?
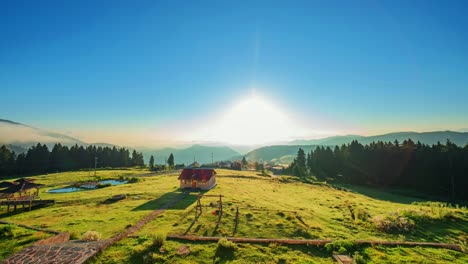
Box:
[82,230,101,241]
[152,233,166,249]
[325,239,356,254]
[216,237,237,258]
[372,212,415,233]
[0,225,14,238]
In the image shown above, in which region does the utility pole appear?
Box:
[94,156,98,176]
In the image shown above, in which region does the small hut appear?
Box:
[0,178,43,200]
[178,168,217,190]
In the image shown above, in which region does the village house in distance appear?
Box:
[178,168,217,190]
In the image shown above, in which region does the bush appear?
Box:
[0,225,14,238]
[152,233,166,249]
[372,212,415,233]
[137,235,150,244]
[215,238,237,260]
[355,208,370,222]
[353,251,365,264]
[127,177,141,183]
[151,254,167,263]
[82,231,101,241]
[411,202,457,219]
[217,238,237,251]
[69,231,80,240]
[325,240,355,254]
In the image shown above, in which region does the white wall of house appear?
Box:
[179,176,216,190]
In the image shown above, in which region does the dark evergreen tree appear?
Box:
[149,155,155,169]
[241,156,247,166]
[167,153,174,168]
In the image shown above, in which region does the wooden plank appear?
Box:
[333,255,353,264]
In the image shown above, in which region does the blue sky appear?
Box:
[1,0,468,146]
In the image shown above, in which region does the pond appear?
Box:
[47,180,128,193]
[99,179,128,186]
[47,187,84,193]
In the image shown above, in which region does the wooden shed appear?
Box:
[178,168,217,190]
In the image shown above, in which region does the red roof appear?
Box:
[178,168,216,181]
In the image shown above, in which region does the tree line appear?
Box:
[285,139,468,200]
[0,143,145,177]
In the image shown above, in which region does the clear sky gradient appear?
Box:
[1,0,468,146]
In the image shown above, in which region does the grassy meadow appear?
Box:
[0,168,467,263]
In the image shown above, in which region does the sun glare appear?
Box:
[191,94,311,145]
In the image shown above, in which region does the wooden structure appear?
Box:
[0,199,55,212]
[234,206,239,234]
[178,168,217,190]
[0,178,54,212]
[194,194,224,223]
[333,255,353,264]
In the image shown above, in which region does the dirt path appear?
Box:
[1,191,189,264]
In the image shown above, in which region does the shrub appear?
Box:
[133,245,146,254]
[82,231,101,241]
[372,212,415,233]
[0,225,14,238]
[355,208,370,222]
[217,238,237,253]
[411,202,457,219]
[127,177,141,183]
[353,251,365,264]
[325,240,355,254]
[151,254,167,263]
[69,231,80,240]
[152,233,166,249]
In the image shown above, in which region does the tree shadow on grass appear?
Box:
[0,203,50,218]
[331,183,430,205]
[131,191,198,211]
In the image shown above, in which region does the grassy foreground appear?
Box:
[0,168,467,263]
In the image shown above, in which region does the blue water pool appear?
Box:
[48,180,128,193]
[99,180,128,185]
[47,187,84,193]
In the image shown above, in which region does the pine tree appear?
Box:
[241,156,247,166]
[168,153,174,168]
[149,155,155,169]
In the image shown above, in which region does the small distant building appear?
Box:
[178,168,217,190]
[217,161,232,168]
[231,161,242,170]
[186,162,200,168]
[175,164,185,169]
[0,178,43,200]
[269,166,284,175]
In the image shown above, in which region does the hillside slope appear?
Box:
[140,145,241,165]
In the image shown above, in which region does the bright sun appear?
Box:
[191,94,310,145]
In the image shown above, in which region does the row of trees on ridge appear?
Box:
[0,143,145,176]
[285,139,468,200]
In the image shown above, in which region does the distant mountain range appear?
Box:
[238,145,320,164]
[290,131,468,147]
[2,118,467,166]
[0,118,242,165]
[243,131,468,164]
[139,145,241,165]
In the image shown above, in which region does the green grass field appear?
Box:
[1,168,467,263]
